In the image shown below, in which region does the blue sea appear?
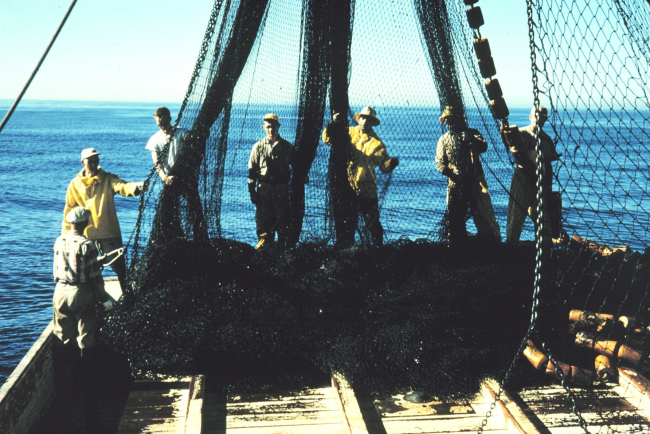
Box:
[1,100,648,385]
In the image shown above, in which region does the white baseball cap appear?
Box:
[80,148,100,160]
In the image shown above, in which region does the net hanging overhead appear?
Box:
[129,0,512,253]
[101,0,650,420]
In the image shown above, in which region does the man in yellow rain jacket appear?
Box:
[63,148,142,291]
[322,107,399,247]
[436,106,500,246]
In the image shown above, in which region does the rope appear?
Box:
[0,0,78,134]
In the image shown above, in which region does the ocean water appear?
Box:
[0,100,156,384]
[1,100,648,385]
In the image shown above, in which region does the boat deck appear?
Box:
[2,278,650,433]
[111,374,514,434]
[101,370,650,433]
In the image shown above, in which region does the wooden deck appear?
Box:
[124,373,512,434]
[115,378,192,433]
[510,368,650,433]
[371,388,511,434]
[97,374,650,434]
[3,277,650,433]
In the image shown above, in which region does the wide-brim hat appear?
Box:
[263,113,281,126]
[354,107,380,126]
[530,105,549,120]
[66,207,91,224]
[438,105,464,123]
[80,148,100,160]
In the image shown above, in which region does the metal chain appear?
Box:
[527,0,588,432]
[479,1,591,432]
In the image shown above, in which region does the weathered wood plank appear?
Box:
[225,412,344,428]
[616,367,650,420]
[208,398,340,415]
[517,382,649,432]
[531,411,648,432]
[381,414,509,433]
[374,395,475,419]
[373,390,510,434]
[0,322,55,434]
[184,375,205,434]
[204,387,340,418]
[226,387,335,403]
[480,378,543,434]
[203,423,347,434]
[202,385,348,433]
[116,383,189,433]
[332,371,385,434]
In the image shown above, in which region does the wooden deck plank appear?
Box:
[202,385,348,433]
[205,398,340,416]
[116,382,189,433]
[226,387,335,403]
[184,375,205,434]
[373,391,510,434]
[616,367,650,421]
[381,415,509,433]
[202,423,347,434]
[516,381,649,433]
[332,371,381,434]
[480,379,544,434]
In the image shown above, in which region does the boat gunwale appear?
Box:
[0,321,54,434]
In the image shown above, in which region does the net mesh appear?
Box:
[99,0,650,422]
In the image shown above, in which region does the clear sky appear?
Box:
[0,0,533,106]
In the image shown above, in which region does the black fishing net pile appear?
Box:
[101,239,534,397]
[529,241,650,368]
[99,1,650,422]
[108,0,528,396]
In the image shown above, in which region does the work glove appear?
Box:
[248,182,258,204]
[134,181,146,195]
[450,167,463,184]
[103,300,115,312]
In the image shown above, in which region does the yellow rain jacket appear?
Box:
[62,168,139,240]
[322,125,395,198]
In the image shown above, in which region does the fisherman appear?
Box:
[63,148,142,292]
[146,106,209,241]
[53,207,114,432]
[54,207,115,350]
[506,106,559,243]
[435,105,500,245]
[248,113,294,248]
[322,107,399,248]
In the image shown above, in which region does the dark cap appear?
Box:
[153,107,171,118]
[530,106,549,119]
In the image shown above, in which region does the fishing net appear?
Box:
[513,0,650,430]
[99,0,650,421]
